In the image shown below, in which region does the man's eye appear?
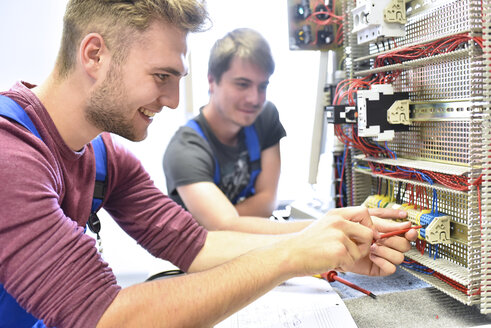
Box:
[155,74,170,82]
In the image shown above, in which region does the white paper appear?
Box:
[215,276,358,328]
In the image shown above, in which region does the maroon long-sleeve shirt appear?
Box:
[0,82,207,327]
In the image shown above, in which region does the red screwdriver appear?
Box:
[318,271,377,299]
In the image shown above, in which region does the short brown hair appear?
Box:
[208,28,275,84]
[56,0,210,78]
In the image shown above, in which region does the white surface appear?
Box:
[215,276,357,328]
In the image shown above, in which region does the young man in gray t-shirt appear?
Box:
[164,29,312,234]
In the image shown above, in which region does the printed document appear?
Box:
[215,276,357,328]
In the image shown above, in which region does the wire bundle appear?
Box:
[333,33,484,106]
[401,258,479,296]
[335,124,481,194]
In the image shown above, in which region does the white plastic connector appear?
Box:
[352,0,405,44]
[387,99,411,125]
[425,215,451,244]
[384,0,407,24]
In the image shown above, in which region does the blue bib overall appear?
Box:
[186,119,261,204]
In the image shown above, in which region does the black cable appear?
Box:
[401,183,408,203]
[146,269,184,281]
[396,181,402,204]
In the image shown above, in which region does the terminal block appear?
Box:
[421,214,451,244]
[363,195,451,244]
[387,99,411,125]
[384,0,407,24]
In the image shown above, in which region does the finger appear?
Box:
[374,234,412,253]
[368,252,397,276]
[323,207,377,242]
[342,234,366,264]
[334,206,374,229]
[404,229,418,242]
[370,243,405,269]
[314,230,362,271]
[372,216,411,233]
[368,207,407,220]
[335,219,375,249]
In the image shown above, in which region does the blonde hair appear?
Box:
[208,28,275,83]
[56,0,209,77]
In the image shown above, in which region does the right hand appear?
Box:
[282,206,375,276]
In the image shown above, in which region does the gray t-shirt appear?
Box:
[164,101,286,208]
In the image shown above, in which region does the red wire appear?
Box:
[378,225,422,239]
[305,0,343,45]
[333,33,483,107]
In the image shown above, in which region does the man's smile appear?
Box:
[139,107,157,118]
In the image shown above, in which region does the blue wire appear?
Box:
[373,141,389,154]
[382,141,435,184]
[384,141,397,159]
[433,244,439,260]
[401,261,434,275]
[340,145,347,176]
[339,145,348,205]
[336,152,343,179]
[376,138,441,215]
[431,189,438,214]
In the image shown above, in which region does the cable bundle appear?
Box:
[333,33,483,106]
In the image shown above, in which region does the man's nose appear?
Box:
[245,87,262,105]
[157,82,180,109]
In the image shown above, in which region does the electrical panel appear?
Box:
[306,0,491,314]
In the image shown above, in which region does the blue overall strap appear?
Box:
[185,119,220,185]
[0,96,47,327]
[91,134,107,212]
[234,125,261,203]
[185,119,262,204]
[0,284,38,328]
[0,95,41,139]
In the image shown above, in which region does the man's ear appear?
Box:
[208,74,216,93]
[79,33,108,80]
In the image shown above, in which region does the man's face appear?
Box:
[86,21,188,141]
[209,57,270,128]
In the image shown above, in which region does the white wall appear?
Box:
[0,1,67,90]
[0,1,321,285]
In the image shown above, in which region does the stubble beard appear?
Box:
[85,63,139,141]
